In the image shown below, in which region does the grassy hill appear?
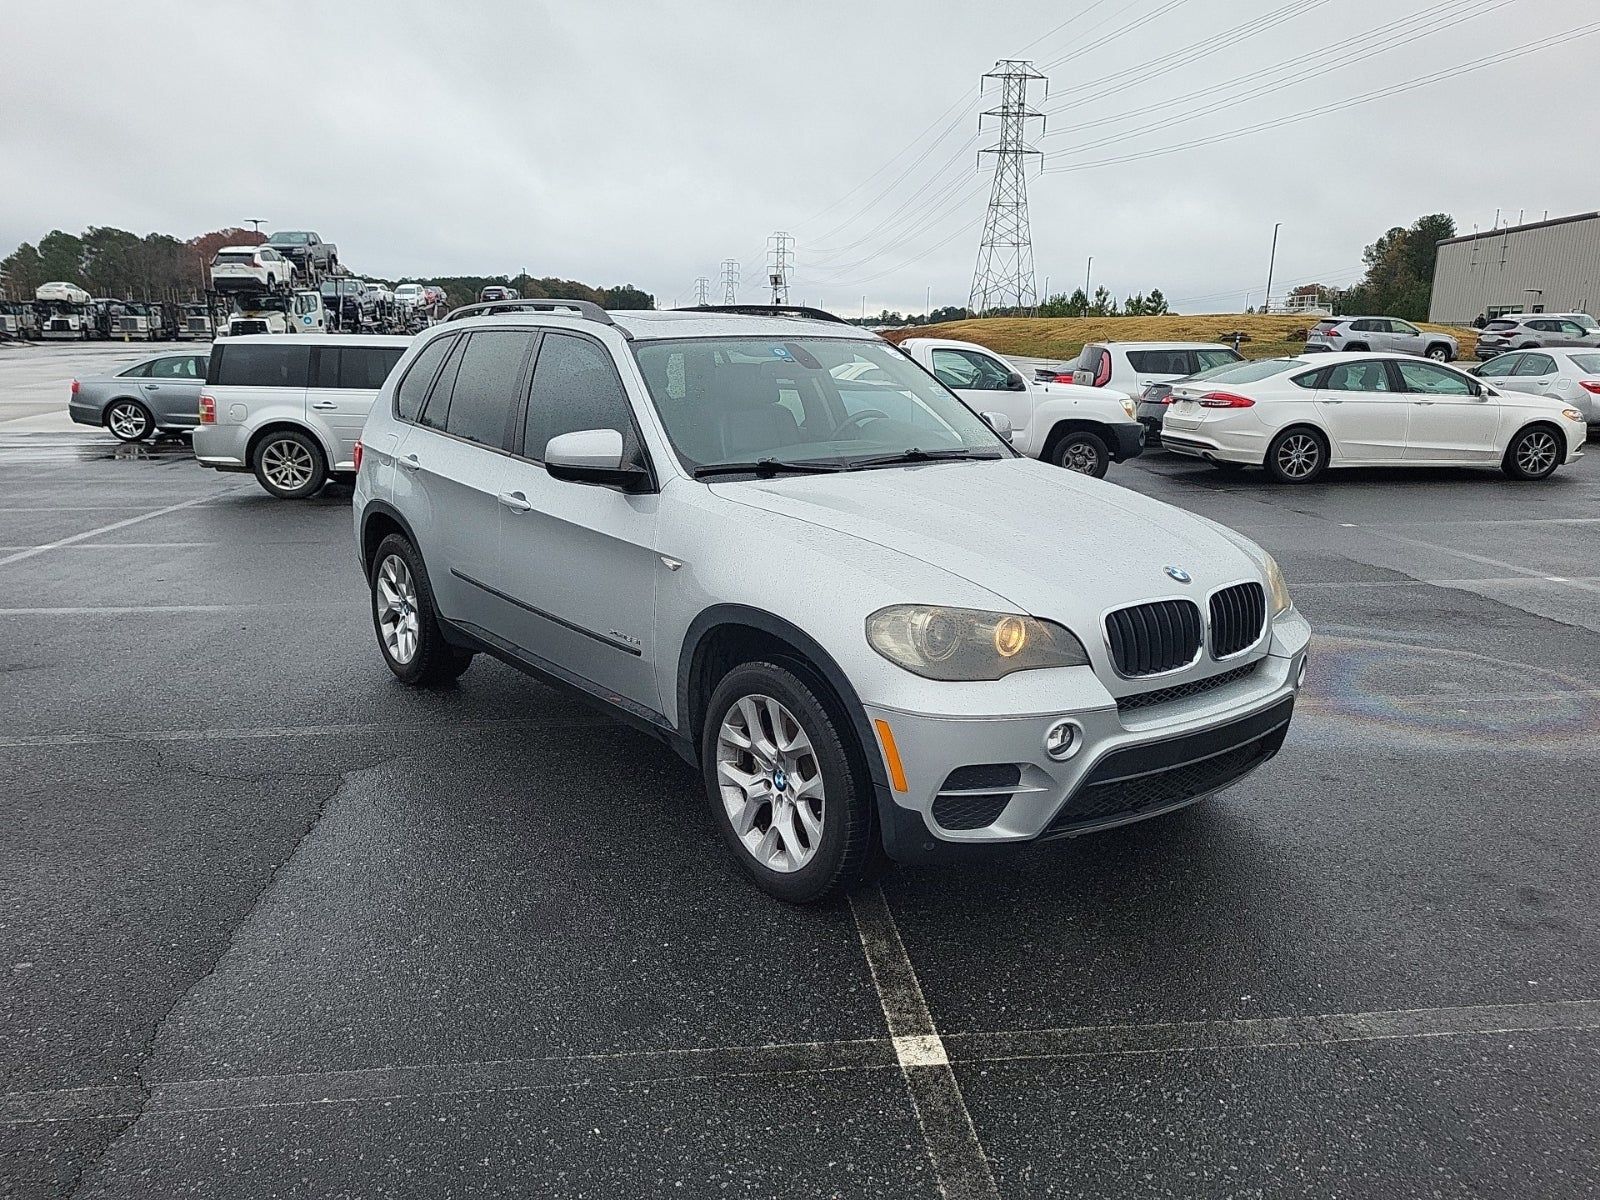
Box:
[882,314,1477,363]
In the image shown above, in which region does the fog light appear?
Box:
[1295,657,1308,688]
[1044,719,1081,761]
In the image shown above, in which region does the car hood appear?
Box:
[1032,379,1134,404]
[712,457,1266,621]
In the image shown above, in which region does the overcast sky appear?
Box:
[5,0,1596,314]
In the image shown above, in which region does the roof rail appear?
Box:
[676,304,850,325]
[442,297,626,336]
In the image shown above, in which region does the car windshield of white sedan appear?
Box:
[632,337,1006,472]
[1192,359,1303,385]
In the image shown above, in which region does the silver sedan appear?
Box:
[68,350,212,442]
[1472,347,1600,429]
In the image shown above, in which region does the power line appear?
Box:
[1042,19,1600,176]
[970,60,1046,315]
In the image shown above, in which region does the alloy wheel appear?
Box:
[261,438,315,491]
[1276,433,1321,479]
[107,403,148,440]
[374,554,421,664]
[1515,430,1559,476]
[715,694,825,873]
[1427,346,1449,361]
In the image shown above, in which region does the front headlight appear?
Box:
[1561,407,1584,423]
[866,605,1090,681]
[1120,396,1137,419]
[1264,552,1292,616]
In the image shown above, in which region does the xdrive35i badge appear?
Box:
[1164,565,1192,583]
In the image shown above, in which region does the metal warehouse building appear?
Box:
[1429,211,1600,325]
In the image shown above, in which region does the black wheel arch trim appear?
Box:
[358,500,422,580]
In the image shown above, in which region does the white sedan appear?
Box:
[1161,352,1586,483]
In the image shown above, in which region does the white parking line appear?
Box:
[1356,525,1600,596]
[0,604,348,616]
[0,490,243,568]
[850,886,999,1200]
[0,717,605,750]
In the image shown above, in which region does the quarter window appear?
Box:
[118,361,154,379]
[523,333,638,461]
[1394,361,1472,395]
[394,335,456,422]
[428,331,534,448]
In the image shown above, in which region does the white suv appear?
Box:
[352,302,1308,903]
[210,246,297,294]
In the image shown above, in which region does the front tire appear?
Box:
[105,400,153,442]
[1502,425,1562,481]
[1050,429,1110,478]
[702,662,875,904]
[252,429,327,499]
[370,534,474,685]
[1264,426,1328,484]
[1425,343,1451,362]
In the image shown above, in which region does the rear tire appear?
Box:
[369,534,474,685]
[1502,424,1562,481]
[702,661,876,904]
[105,400,153,443]
[252,429,327,499]
[1049,429,1111,478]
[1264,426,1328,484]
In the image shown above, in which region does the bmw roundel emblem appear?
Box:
[1164,565,1192,584]
[772,767,788,791]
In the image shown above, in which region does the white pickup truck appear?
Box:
[898,336,1144,477]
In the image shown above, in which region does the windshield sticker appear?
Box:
[770,345,795,361]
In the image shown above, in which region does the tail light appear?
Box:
[1199,391,1256,408]
[1092,349,1112,388]
[353,440,364,471]
[1322,327,1340,338]
[199,393,216,424]
[70,379,79,396]
[1580,381,1600,394]
[1160,393,1177,404]
[1052,373,1073,383]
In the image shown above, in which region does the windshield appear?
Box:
[1572,314,1599,331]
[1193,358,1303,384]
[270,232,309,245]
[631,337,1008,472]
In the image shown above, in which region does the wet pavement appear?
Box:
[3,429,1599,1198]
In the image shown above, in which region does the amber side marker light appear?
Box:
[873,719,909,793]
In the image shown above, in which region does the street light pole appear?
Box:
[1085,256,1093,301]
[1263,222,1282,315]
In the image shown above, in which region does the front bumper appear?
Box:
[1110,421,1146,461]
[866,612,1309,862]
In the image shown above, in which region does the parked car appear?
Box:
[36,281,91,306]
[1473,312,1600,360]
[1161,352,1585,483]
[210,246,296,294]
[264,230,338,279]
[1472,348,1600,432]
[195,333,410,497]
[1072,343,1245,418]
[1136,360,1255,445]
[351,303,1309,903]
[899,336,1142,476]
[68,349,212,442]
[479,285,520,302]
[1304,317,1457,361]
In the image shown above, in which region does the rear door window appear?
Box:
[211,343,310,388]
[1474,353,1522,378]
[150,355,198,379]
[427,330,535,449]
[1515,353,1556,376]
[316,345,404,390]
[1325,361,1392,392]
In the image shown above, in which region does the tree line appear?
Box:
[0,225,655,311]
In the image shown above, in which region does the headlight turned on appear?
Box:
[866,605,1089,681]
[1264,552,1293,616]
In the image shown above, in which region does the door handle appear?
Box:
[1321,399,1343,404]
[397,454,421,472]
[1413,400,1435,405]
[146,384,160,390]
[310,400,338,410]
[497,491,534,513]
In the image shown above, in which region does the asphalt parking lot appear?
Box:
[3,418,1600,1198]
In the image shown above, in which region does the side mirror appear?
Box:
[1006,371,1028,391]
[980,411,1014,442]
[544,428,650,491]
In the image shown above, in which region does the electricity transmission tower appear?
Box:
[767,233,794,305]
[694,276,711,305]
[719,259,740,305]
[968,60,1046,316]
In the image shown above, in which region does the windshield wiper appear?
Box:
[844,447,1003,469]
[693,458,845,479]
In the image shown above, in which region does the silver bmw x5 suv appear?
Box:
[352,301,1310,903]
